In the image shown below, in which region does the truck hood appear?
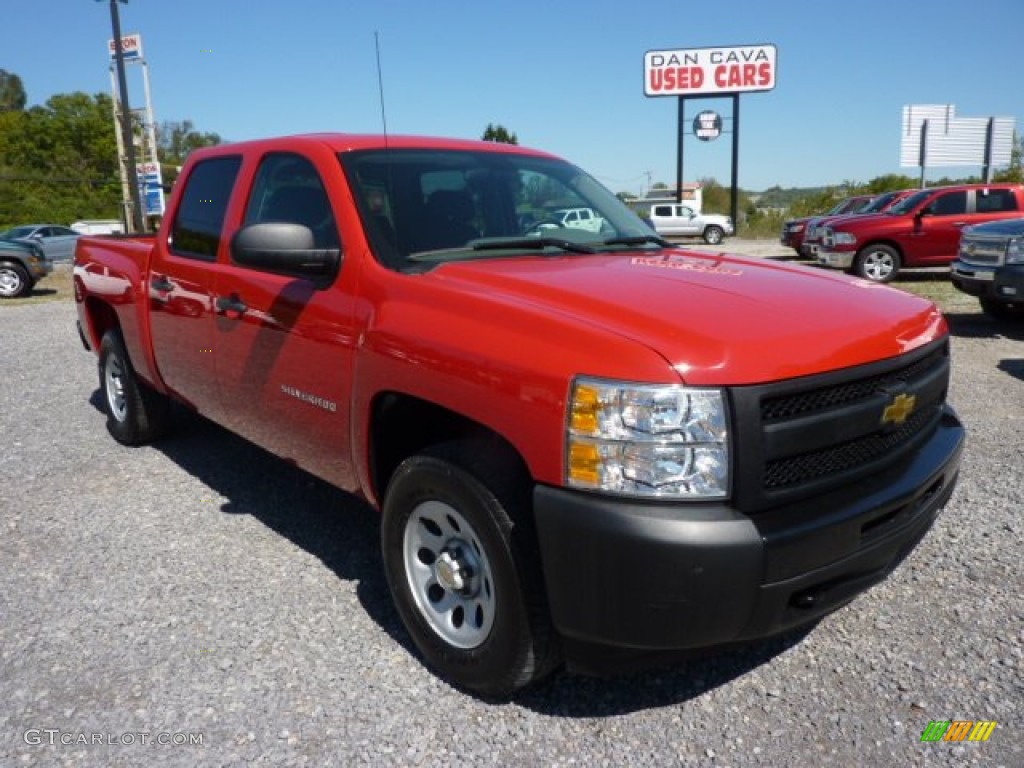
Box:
[828,212,897,232]
[430,249,945,385]
[964,218,1024,237]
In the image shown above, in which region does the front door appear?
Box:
[213,151,360,490]
[904,189,967,266]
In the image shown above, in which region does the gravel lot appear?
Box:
[1,270,1021,767]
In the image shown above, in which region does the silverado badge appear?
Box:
[881,393,917,426]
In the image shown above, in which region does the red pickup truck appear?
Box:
[817,183,1024,282]
[74,134,964,696]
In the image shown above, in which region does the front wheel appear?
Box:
[381,442,559,697]
[854,244,901,283]
[98,329,170,445]
[0,261,32,298]
[703,226,724,245]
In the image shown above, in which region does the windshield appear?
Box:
[862,192,899,213]
[338,148,656,269]
[887,189,931,215]
[1,226,36,239]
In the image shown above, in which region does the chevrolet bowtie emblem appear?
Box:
[881,393,916,426]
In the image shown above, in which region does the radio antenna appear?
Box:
[374,32,389,141]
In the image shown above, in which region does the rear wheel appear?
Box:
[381,441,559,697]
[703,226,724,245]
[98,329,169,445]
[0,261,31,298]
[854,245,901,283]
[980,297,1024,322]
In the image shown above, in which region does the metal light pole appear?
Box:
[100,0,144,233]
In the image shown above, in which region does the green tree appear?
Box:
[0,69,26,111]
[482,123,518,144]
[156,119,222,186]
[0,91,122,227]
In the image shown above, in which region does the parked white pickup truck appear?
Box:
[649,204,733,244]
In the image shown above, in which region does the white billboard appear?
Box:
[644,45,777,97]
[900,104,1015,168]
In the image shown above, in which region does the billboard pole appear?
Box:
[104,0,145,233]
[676,96,685,204]
[730,93,740,227]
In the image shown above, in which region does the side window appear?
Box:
[930,191,967,216]
[170,155,242,260]
[244,153,339,249]
[976,188,1018,213]
[653,205,672,217]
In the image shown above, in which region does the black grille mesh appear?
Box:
[764,407,936,489]
[760,347,945,422]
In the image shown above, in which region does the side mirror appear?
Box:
[917,205,933,218]
[230,222,340,285]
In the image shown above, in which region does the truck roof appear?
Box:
[192,133,558,159]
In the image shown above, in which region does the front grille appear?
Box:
[764,407,934,489]
[761,346,945,421]
[730,339,950,510]
[958,236,1005,266]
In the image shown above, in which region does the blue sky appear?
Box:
[6,0,1023,194]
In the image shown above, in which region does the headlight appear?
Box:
[832,231,857,245]
[1007,237,1024,265]
[566,377,730,499]
[789,223,804,233]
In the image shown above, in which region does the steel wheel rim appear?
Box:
[0,268,21,296]
[864,251,894,281]
[402,499,496,649]
[104,354,128,422]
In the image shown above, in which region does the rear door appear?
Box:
[38,226,80,262]
[212,150,360,490]
[149,154,242,419]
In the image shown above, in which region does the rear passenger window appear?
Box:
[170,156,242,260]
[653,205,672,217]
[976,188,1018,213]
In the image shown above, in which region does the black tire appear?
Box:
[980,297,1024,322]
[0,261,32,299]
[98,329,170,445]
[703,226,724,245]
[854,244,901,283]
[381,441,559,697]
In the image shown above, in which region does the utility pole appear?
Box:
[101,0,144,233]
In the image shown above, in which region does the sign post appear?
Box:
[644,44,776,228]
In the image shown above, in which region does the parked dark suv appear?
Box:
[950,218,1024,320]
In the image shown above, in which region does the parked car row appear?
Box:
[780,194,875,255]
[779,183,1024,323]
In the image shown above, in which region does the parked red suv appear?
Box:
[817,183,1024,282]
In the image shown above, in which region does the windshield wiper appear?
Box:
[601,234,674,248]
[471,237,597,254]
